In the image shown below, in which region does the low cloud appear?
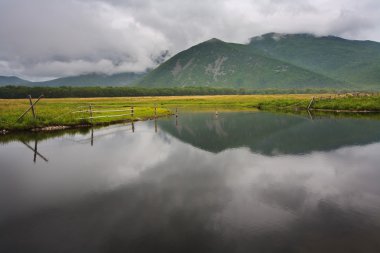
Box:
[0,0,379,80]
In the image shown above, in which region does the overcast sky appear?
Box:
[1,0,380,80]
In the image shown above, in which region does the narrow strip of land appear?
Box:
[1,94,380,131]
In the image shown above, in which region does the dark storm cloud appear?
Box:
[0,0,379,80]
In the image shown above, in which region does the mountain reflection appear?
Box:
[159,111,380,155]
[1,113,380,252]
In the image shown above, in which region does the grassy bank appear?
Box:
[1,94,380,131]
[0,98,171,131]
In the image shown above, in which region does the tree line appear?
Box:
[0,85,365,98]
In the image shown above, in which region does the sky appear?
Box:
[0,0,380,81]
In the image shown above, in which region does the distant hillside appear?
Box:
[138,33,380,89]
[33,72,145,87]
[0,76,30,86]
[248,33,380,88]
[138,38,344,89]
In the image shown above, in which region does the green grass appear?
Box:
[0,98,171,131]
[1,94,380,131]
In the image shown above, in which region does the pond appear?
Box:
[1,111,380,252]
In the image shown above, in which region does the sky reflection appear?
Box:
[1,113,380,252]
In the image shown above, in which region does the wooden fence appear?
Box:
[72,104,160,125]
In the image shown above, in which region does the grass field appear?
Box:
[1,94,380,131]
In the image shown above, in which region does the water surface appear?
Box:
[1,111,380,252]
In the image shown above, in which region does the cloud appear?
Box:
[0,0,380,80]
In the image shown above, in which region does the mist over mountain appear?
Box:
[248,33,380,87]
[1,33,380,89]
[32,72,145,87]
[0,76,30,86]
[0,72,145,87]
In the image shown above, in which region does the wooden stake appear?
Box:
[131,106,134,117]
[28,95,36,119]
[307,97,315,110]
[89,104,93,125]
[17,94,44,122]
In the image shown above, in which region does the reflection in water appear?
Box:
[160,111,380,155]
[21,140,49,163]
[1,112,380,252]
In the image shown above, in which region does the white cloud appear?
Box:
[0,0,380,80]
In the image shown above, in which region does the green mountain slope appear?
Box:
[0,76,30,86]
[138,38,343,88]
[248,33,380,87]
[33,72,145,87]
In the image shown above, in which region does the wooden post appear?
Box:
[154,104,157,118]
[307,97,315,110]
[131,106,134,117]
[175,107,178,117]
[28,95,36,119]
[17,94,44,122]
[89,104,93,125]
[155,118,157,133]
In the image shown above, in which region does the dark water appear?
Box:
[1,111,380,253]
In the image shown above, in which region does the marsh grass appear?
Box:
[1,94,380,130]
[0,98,171,130]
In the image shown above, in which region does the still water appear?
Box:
[1,111,380,252]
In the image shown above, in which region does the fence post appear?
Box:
[28,95,36,119]
[307,97,315,110]
[175,107,178,117]
[89,104,93,125]
[131,106,134,117]
[17,94,44,122]
[154,104,157,118]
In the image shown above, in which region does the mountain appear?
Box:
[0,76,31,86]
[138,38,344,88]
[33,72,145,87]
[3,33,380,89]
[138,33,380,89]
[248,33,380,88]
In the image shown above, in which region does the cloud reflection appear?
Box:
[1,117,380,252]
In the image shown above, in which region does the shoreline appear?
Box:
[1,114,172,135]
[2,94,380,133]
[2,108,380,135]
